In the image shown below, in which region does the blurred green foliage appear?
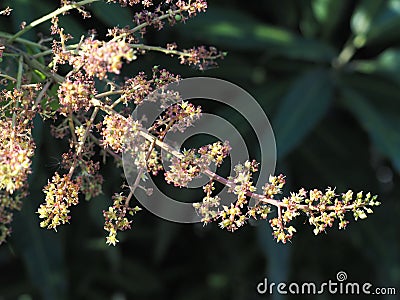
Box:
[0,0,399,299]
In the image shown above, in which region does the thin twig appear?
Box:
[8,0,100,42]
[68,107,99,178]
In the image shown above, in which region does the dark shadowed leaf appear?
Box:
[353,48,400,84]
[253,80,292,116]
[340,87,400,173]
[351,0,400,46]
[312,0,349,40]
[10,118,67,300]
[272,68,333,158]
[181,7,336,62]
[339,73,400,108]
[351,0,386,36]
[367,0,400,45]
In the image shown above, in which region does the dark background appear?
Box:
[0,0,399,299]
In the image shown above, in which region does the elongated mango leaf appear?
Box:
[353,48,400,84]
[253,79,292,116]
[10,118,67,300]
[298,0,319,38]
[181,7,336,62]
[351,0,386,36]
[339,73,400,111]
[340,87,400,173]
[272,68,333,158]
[351,0,400,46]
[312,0,349,39]
[367,0,400,45]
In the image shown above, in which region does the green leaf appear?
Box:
[351,0,400,46]
[312,0,349,39]
[351,0,386,36]
[252,79,292,116]
[10,118,67,300]
[272,68,333,158]
[339,73,400,110]
[340,87,400,173]
[367,0,400,45]
[353,48,400,84]
[298,0,319,38]
[339,72,400,170]
[181,6,336,62]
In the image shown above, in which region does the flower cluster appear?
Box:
[180,46,222,70]
[0,6,12,16]
[145,145,163,176]
[166,101,202,133]
[164,141,231,187]
[0,87,37,195]
[108,0,143,7]
[193,181,220,224]
[198,141,231,167]
[0,119,35,194]
[192,161,380,243]
[58,72,96,115]
[269,217,297,244]
[150,100,202,137]
[176,0,208,16]
[132,0,207,35]
[70,38,136,79]
[189,159,257,230]
[269,187,380,243]
[122,67,180,105]
[101,114,140,153]
[0,85,37,243]
[152,67,181,90]
[52,36,136,79]
[263,174,286,198]
[0,0,381,248]
[76,160,103,201]
[165,149,200,187]
[228,160,258,206]
[123,72,152,105]
[37,173,80,230]
[214,160,259,231]
[103,193,141,246]
[218,204,247,231]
